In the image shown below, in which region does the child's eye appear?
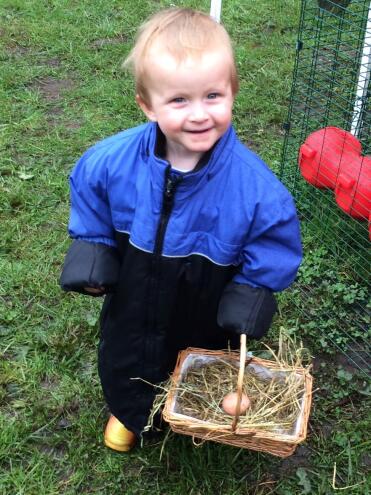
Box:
[207,93,220,99]
[171,97,186,104]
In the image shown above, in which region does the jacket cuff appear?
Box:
[59,240,120,296]
[217,282,277,339]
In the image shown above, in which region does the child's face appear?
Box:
[137,48,235,164]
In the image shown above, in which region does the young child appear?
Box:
[60,8,302,452]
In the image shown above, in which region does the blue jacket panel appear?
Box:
[68,123,302,292]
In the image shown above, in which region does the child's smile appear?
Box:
[137,47,235,171]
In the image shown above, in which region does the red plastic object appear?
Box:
[299,127,371,229]
[299,127,362,188]
[335,155,371,220]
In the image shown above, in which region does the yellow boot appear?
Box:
[104,415,136,452]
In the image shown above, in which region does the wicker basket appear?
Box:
[162,335,313,458]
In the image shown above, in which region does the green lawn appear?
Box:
[1,1,369,494]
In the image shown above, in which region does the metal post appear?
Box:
[210,0,222,22]
[351,3,371,136]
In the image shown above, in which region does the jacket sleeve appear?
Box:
[60,240,120,295]
[60,149,120,295]
[217,283,277,339]
[218,195,302,339]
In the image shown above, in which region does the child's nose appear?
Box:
[189,102,208,121]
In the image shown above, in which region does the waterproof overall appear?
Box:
[60,123,302,436]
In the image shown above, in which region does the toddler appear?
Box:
[60,7,302,451]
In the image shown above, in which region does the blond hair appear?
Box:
[123,8,239,104]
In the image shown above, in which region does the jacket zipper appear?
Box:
[146,166,182,365]
[153,167,182,258]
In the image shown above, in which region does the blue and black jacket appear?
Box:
[60,123,302,436]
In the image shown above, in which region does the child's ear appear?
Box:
[136,95,156,122]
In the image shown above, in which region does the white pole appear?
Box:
[351,3,371,136]
[210,0,222,22]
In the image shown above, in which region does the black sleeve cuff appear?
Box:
[59,240,120,296]
[217,282,277,339]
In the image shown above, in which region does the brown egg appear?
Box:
[221,392,251,416]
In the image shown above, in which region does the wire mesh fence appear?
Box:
[280,0,370,376]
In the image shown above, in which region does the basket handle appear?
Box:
[231,333,247,431]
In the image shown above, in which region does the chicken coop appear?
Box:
[280,0,370,375]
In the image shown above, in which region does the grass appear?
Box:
[1,0,370,493]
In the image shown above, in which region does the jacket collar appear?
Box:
[144,122,236,200]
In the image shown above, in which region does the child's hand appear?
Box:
[84,286,105,295]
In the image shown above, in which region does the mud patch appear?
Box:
[57,417,72,429]
[33,77,75,102]
[40,376,59,391]
[316,420,334,439]
[47,117,82,131]
[64,121,81,130]
[31,76,81,128]
[335,344,370,374]
[244,139,261,151]
[6,44,32,56]
[45,110,82,131]
[56,398,80,416]
[37,443,67,460]
[314,348,369,376]
[278,445,312,476]
[44,57,61,68]
[312,353,332,373]
[48,106,64,117]
[91,34,129,49]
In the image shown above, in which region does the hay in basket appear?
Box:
[158,330,313,457]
